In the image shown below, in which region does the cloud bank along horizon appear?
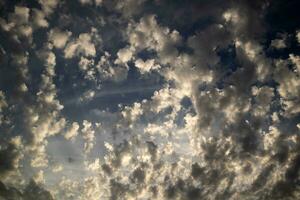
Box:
[0,0,300,199]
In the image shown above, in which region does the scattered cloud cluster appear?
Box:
[0,0,300,200]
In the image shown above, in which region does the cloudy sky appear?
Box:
[0,0,300,199]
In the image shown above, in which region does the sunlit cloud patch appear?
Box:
[0,0,300,199]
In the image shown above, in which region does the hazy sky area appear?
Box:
[0,0,300,199]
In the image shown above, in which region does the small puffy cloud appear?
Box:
[115,0,146,17]
[9,6,30,25]
[33,170,45,184]
[39,0,59,15]
[290,54,300,73]
[0,91,7,111]
[32,9,49,28]
[121,102,143,126]
[79,0,102,6]
[251,86,274,116]
[48,28,72,49]
[81,120,95,154]
[79,0,93,4]
[223,9,239,24]
[78,57,97,81]
[0,91,8,124]
[18,83,28,92]
[80,90,96,102]
[96,52,129,82]
[85,158,100,171]
[274,58,300,102]
[270,33,288,49]
[30,145,49,168]
[52,164,63,173]
[4,6,33,38]
[134,58,160,74]
[115,46,134,64]
[64,122,80,140]
[270,38,287,49]
[64,33,96,58]
[127,15,182,65]
[296,30,300,44]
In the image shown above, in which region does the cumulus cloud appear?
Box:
[32,9,49,28]
[95,52,129,82]
[39,0,59,15]
[115,46,134,64]
[297,30,300,44]
[64,122,80,140]
[81,120,95,154]
[64,33,96,58]
[134,58,160,74]
[1,0,300,199]
[49,28,72,49]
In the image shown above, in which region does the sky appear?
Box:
[0,0,300,199]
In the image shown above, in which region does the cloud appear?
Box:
[64,33,96,59]
[115,46,134,64]
[64,122,80,140]
[32,9,49,28]
[271,37,287,49]
[96,52,128,82]
[1,1,300,199]
[0,91,8,125]
[297,30,300,44]
[39,0,59,15]
[81,120,95,154]
[0,137,23,179]
[49,28,72,49]
[79,0,103,6]
[0,180,54,200]
[134,58,160,74]
[79,90,96,102]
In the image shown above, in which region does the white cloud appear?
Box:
[134,58,160,74]
[121,102,143,126]
[115,46,134,64]
[52,164,63,173]
[78,57,96,81]
[270,38,286,49]
[252,86,274,116]
[39,0,59,15]
[32,9,49,28]
[64,33,96,58]
[127,15,182,65]
[0,91,8,124]
[290,54,300,73]
[80,90,96,102]
[33,170,45,184]
[296,30,300,44]
[96,52,128,82]
[274,58,300,117]
[64,122,80,140]
[49,28,72,49]
[85,158,100,171]
[9,6,30,25]
[81,120,95,154]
